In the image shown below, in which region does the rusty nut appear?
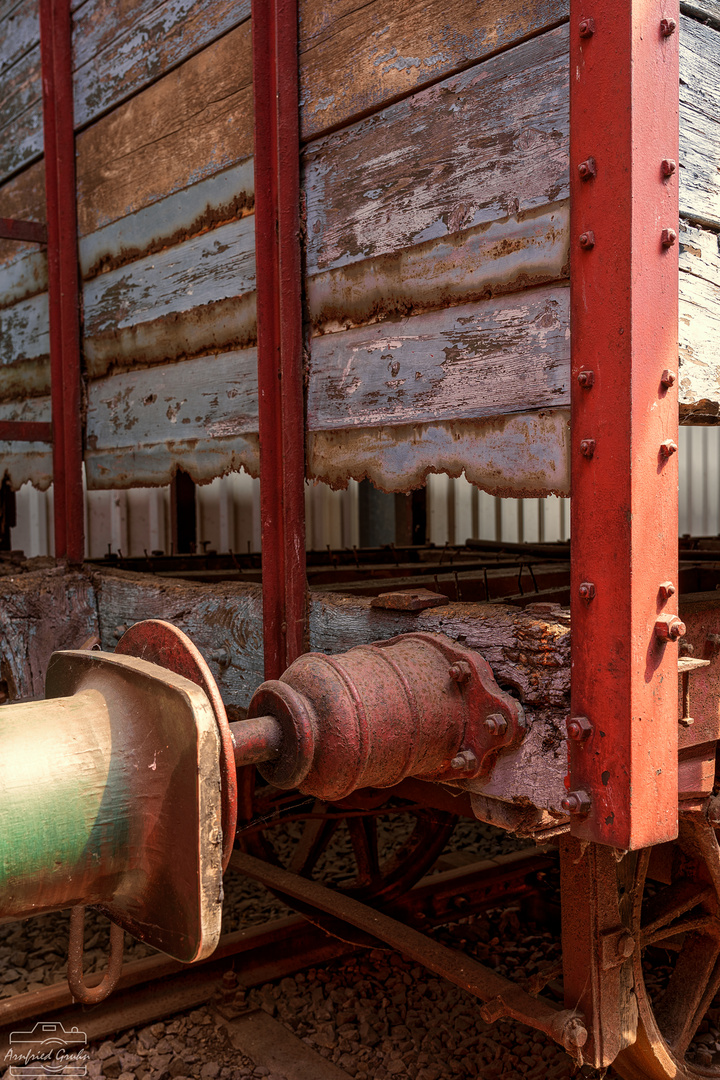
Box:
[577,370,595,388]
[658,581,676,600]
[579,582,596,601]
[567,716,593,742]
[660,440,678,458]
[579,231,596,249]
[561,790,592,815]
[661,158,677,177]
[448,660,472,684]
[579,17,595,36]
[450,749,478,772]
[578,157,597,180]
[660,369,676,388]
[580,439,596,458]
[660,17,676,35]
[484,713,508,737]
[655,614,686,642]
[661,228,677,248]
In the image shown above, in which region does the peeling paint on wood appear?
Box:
[679,220,720,421]
[307,410,570,497]
[0,394,51,490]
[307,285,570,429]
[84,348,259,489]
[680,17,720,229]
[298,0,569,140]
[307,203,569,334]
[304,26,570,278]
[0,0,251,185]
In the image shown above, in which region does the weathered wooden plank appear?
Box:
[0,568,98,701]
[83,215,256,377]
[307,285,570,430]
[679,220,720,421]
[92,567,570,711]
[0,0,251,184]
[682,0,720,28]
[0,0,37,80]
[307,202,569,335]
[298,0,569,141]
[680,16,720,229]
[84,349,259,488]
[307,409,571,497]
[0,214,257,394]
[304,26,570,278]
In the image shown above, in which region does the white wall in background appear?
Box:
[9,426,717,556]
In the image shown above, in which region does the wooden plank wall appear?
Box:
[0,0,718,495]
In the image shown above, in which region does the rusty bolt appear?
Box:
[222,969,239,1002]
[616,933,635,960]
[655,614,687,642]
[661,228,677,248]
[567,716,593,742]
[659,581,676,600]
[562,790,592,815]
[660,440,678,458]
[660,369,676,388]
[579,231,595,249]
[484,713,508,737]
[577,370,594,388]
[660,17,676,35]
[450,749,478,772]
[579,582,596,601]
[210,647,230,667]
[580,439,596,458]
[449,660,472,684]
[579,17,595,37]
[661,158,677,177]
[578,157,597,180]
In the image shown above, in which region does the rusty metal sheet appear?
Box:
[307,410,570,497]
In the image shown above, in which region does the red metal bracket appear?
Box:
[569,0,680,848]
[39,0,84,563]
[0,422,52,443]
[252,0,307,678]
[0,219,48,244]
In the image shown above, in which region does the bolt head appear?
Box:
[567,716,593,742]
[579,17,595,36]
[449,660,472,684]
[661,158,677,177]
[579,582,596,600]
[577,370,594,388]
[660,369,676,388]
[655,614,687,642]
[661,228,677,248]
[659,581,676,600]
[580,439,596,458]
[484,713,508,737]
[450,749,478,772]
[616,933,635,960]
[579,231,596,249]
[578,157,597,180]
[660,17,676,35]
[561,790,592,814]
[660,440,678,458]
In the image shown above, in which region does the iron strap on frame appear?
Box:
[568,0,681,849]
[39,0,84,562]
[252,0,307,678]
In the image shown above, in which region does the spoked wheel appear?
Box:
[614,813,720,1080]
[235,770,457,906]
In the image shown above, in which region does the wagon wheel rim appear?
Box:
[615,816,720,1080]
[235,772,457,905]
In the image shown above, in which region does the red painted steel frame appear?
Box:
[0,422,52,443]
[39,0,84,563]
[252,0,307,679]
[569,0,680,849]
[0,219,48,244]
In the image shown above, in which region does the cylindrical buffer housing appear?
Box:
[246,632,525,801]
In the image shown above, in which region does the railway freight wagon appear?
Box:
[1,0,720,1076]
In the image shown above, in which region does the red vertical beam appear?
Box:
[252,0,307,678]
[39,0,84,563]
[569,1,680,849]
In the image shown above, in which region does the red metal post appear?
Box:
[252,0,307,678]
[39,0,84,563]
[569,0,680,849]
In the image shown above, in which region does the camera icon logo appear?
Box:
[6,1021,88,1075]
